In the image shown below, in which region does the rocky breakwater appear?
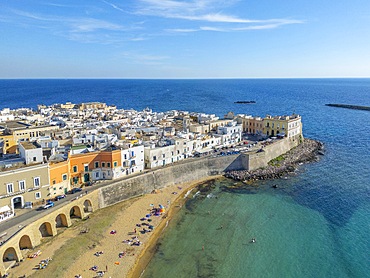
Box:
[225,138,323,182]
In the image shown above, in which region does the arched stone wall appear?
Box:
[2,247,19,262]
[83,199,93,213]
[55,213,70,228]
[39,222,53,237]
[19,235,33,250]
[70,205,83,219]
[0,185,99,274]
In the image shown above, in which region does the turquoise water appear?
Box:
[142,178,370,278]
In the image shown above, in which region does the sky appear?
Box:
[1,0,370,78]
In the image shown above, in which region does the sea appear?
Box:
[0,79,369,278]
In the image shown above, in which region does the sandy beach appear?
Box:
[9,176,219,278]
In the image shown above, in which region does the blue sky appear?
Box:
[1,0,370,78]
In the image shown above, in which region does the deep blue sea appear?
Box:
[0,79,369,277]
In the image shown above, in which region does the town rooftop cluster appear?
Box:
[0,102,302,222]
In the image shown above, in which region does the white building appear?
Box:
[286,115,302,138]
[214,121,242,146]
[119,145,145,177]
[19,142,44,165]
[144,144,177,169]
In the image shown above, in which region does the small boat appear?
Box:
[234,101,256,104]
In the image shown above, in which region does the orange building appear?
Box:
[68,149,122,187]
[69,152,99,187]
[49,161,69,196]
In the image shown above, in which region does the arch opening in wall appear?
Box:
[3,247,19,263]
[11,195,24,210]
[55,213,68,228]
[83,199,93,213]
[39,222,53,237]
[70,206,82,219]
[19,235,33,250]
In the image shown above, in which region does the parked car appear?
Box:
[54,194,66,201]
[23,202,33,209]
[37,201,54,211]
[68,187,82,194]
[43,201,54,209]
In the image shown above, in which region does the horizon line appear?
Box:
[1,76,370,80]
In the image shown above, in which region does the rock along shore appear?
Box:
[225,138,324,182]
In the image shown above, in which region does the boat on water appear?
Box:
[234,101,256,104]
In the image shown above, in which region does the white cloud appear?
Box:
[165,28,199,33]
[135,0,303,32]
[102,0,126,13]
[68,18,125,32]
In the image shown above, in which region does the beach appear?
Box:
[8,176,219,278]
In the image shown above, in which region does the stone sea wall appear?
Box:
[225,138,322,181]
[98,137,301,207]
[98,154,245,207]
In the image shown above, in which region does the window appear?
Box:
[107,162,111,168]
[19,180,26,191]
[102,162,106,167]
[113,161,117,167]
[52,180,56,185]
[162,154,165,158]
[124,154,127,159]
[34,177,40,187]
[95,172,99,178]
[84,165,89,172]
[95,161,99,168]
[35,192,41,199]
[62,174,68,181]
[6,183,14,194]
[33,157,37,162]
[153,156,157,161]
[73,166,78,173]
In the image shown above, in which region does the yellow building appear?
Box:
[236,115,264,134]
[209,119,232,131]
[0,121,59,154]
[79,102,107,110]
[0,134,16,154]
[264,114,302,139]
[0,163,50,209]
